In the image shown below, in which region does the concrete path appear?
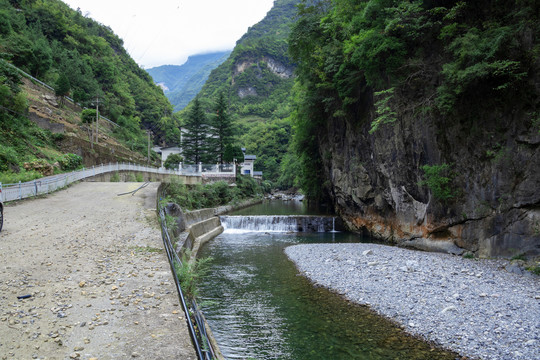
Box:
[0,182,196,360]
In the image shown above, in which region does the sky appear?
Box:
[62,0,276,69]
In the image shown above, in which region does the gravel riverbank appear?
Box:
[0,182,196,359]
[285,243,540,360]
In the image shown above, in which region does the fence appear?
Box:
[0,162,236,203]
[158,207,217,360]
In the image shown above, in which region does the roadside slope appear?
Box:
[0,182,196,359]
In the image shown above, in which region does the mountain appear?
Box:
[0,0,176,179]
[180,0,300,183]
[288,0,540,257]
[146,51,231,111]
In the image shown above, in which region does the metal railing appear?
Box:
[0,162,236,203]
[158,207,216,360]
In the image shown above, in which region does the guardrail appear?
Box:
[158,207,217,359]
[0,162,236,203]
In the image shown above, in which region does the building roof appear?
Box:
[244,154,256,160]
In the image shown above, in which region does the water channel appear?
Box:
[198,200,458,360]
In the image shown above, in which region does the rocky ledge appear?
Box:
[285,243,539,360]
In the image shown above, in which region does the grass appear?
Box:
[527,265,540,276]
[0,169,42,184]
[131,246,163,254]
[173,249,213,299]
[110,172,120,182]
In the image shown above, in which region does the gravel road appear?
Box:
[285,243,540,360]
[0,182,196,360]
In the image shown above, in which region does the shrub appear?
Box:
[420,163,456,202]
[174,249,212,299]
[0,169,41,184]
[0,143,19,171]
[235,174,260,198]
[57,153,82,171]
[110,172,120,182]
[163,176,263,211]
[81,109,97,124]
[164,153,183,170]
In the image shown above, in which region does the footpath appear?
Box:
[0,182,196,360]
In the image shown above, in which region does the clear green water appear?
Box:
[198,203,459,360]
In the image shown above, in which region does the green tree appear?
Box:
[223,144,244,163]
[30,37,52,78]
[81,108,96,124]
[164,153,184,170]
[181,98,209,164]
[55,73,70,98]
[208,92,235,163]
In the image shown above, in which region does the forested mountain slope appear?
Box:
[147,51,231,112]
[0,0,178,140]
[180,0,300,183]
[289,0,540,257]
[0,0,176,179]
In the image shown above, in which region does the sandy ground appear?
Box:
[0,182,196,360]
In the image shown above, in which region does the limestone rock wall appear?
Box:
[321,109,540,257]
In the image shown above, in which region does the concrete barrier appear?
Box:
[85,171,202,184]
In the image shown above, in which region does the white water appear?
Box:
[220,215,337,233]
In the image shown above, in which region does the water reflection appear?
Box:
[199,231,458,360]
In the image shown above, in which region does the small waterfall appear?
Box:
[220,215,338,233]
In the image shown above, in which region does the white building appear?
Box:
[240,154,256,176]
[155,146,182,168]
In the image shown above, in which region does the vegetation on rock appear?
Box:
[288,0,539,201]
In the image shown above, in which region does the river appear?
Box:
[198,200,457,360]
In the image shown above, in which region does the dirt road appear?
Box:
[0,182,196,360]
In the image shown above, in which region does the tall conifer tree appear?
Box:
[208,92,235,164]
[182,98,208,164]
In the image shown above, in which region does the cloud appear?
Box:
[63,0,275,68]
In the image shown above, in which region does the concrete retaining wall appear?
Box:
[29,112,65,133]
[188,217,224,258]
[183,208,216,228]
[84,171,202,184]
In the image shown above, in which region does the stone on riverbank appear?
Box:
[285,243,540,360]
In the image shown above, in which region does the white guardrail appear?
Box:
[0,162,236,203]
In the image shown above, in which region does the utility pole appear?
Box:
[95,97,99,144]
[147,130,151,165]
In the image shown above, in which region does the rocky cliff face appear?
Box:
[321,103,540,257]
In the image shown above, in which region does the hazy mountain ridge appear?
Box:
[180,0,301,183]
[147,51,231,111]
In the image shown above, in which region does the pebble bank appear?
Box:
[285,243,540,360]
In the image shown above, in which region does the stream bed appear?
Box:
[198,201,458,359]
